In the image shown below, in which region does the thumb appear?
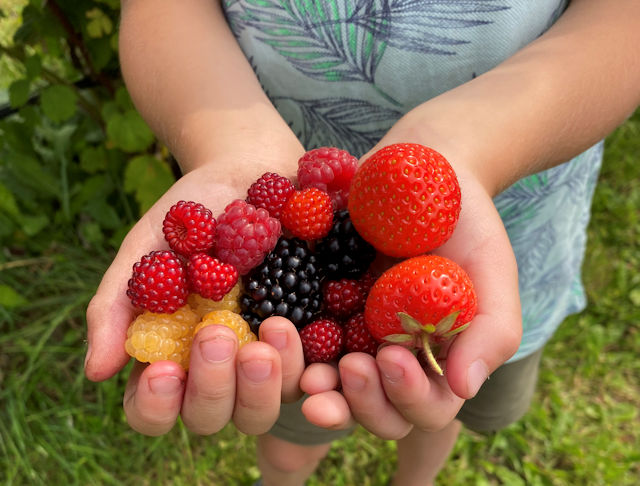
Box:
[85,217,167,381]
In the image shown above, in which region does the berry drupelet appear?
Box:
[240,237,324,331]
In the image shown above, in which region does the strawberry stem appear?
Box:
[421,333,443,376]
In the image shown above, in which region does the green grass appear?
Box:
[1,112,639,485]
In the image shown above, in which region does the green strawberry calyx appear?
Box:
[383,311,469,376]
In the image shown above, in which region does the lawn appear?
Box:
[1,110,639,486]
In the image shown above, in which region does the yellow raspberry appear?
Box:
[125,305,198,370]
[187,282,242,318]
[194,310,257,347]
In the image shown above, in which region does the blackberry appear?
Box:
[240,237,324,330]
[315,209,377,279]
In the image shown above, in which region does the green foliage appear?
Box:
[0,0,176,254]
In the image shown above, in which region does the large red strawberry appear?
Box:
[348,143,461,258]
[364,254,477,375]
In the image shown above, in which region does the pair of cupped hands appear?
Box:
[84,131,522,439]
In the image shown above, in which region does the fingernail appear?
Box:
[263,329,288,350]
[378,360,404,383]
[149,375,182,395]
[241,359,273,383]
[200,337,235,363]
[342,370,366,391]
[467,359,489,397]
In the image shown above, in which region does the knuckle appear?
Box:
[188,382,234,404]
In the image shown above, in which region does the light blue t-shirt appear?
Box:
[223,0,602,361]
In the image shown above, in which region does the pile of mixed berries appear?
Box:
[125,143,478,375]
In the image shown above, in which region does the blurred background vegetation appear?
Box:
[0,1,638,485]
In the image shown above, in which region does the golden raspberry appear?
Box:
[187,282,242,318]
[125,305,198,370]
[194,310,257,347]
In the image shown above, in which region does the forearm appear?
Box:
[387,0,640,195]
[119,0,302,175]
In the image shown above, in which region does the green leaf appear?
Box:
[8,79,30,108]
[80,221,105,246]
[40,85,78,123]
[434,311,461,335]
[5,152,60,198]
[85,199,121,229]
[383,333,414,344]
[86,8,113,38]
[630,288,640,307]
[20,214,49,236]
[124,155,174,212]
[115,87,135,110]
[106,110,155,153]
[0,213,16,239]
[0,182,22,219]
[0,284,28,309]
[79,146,108,173]
[87,36,114,71]
[24,54,42,79]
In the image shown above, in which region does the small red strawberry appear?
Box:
[187,253,239,301]
[299,318,344,363]
[344,312,378,356]
[246,172,296,219]
[348,143,461,258]
[281,188,334,240]
[364,254,477,375]
[297,147,358,210]
[162,201,216,257]
[323,278,366,319]
[127,250,189,313]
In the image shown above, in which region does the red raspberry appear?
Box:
[323,278,366,319]
[162,201,216,257]
[344,312,378,356]
[297,147,358,210]
[299,318,344,363]
[214,199,281,275]
[246,172,296,219]
[359,270,380,295]
[281,188,333,241]
[187,253,239,301]
[127,250,189,313]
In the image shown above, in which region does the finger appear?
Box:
[440,232,522,399]
[300,391,355,430]
[85,217,166,382]
[259,316,305,402]
[123,360,186,436]
[181,324,238,435]
[339,353,412,440]
[232,341,282,435]
[376,346,464,431]
[300,362,340,395]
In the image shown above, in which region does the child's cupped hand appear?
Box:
[85,162,305,436]
[298,144,523,439]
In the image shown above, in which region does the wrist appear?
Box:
[182,137,304,199]
[174,123,304,180]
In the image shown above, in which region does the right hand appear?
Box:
[85,162,306,436]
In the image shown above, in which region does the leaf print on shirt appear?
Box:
[232,0,509,93]
[273,95,402,157]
